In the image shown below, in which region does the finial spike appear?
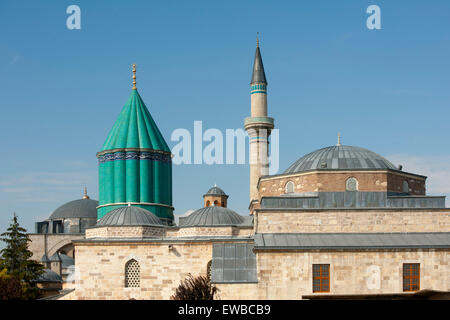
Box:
[337,132,341,146]
[132,64,137,90]
[256,32,259,47]
[82,186,90,199]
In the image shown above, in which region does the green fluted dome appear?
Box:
[97,88,173,223]
[101,90,170,152]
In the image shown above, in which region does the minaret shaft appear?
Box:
[245,42,274,204]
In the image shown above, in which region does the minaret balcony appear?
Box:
[244,116,274,130]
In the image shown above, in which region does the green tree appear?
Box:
[0,213,44,299]
[171,273,218,300]
[0,268,23,300]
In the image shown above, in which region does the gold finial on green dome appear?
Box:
[132,64,137,90]
[82,186,90,199]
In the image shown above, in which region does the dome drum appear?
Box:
[258,145,427,198]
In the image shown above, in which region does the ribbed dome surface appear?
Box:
[96,206,164,227]
[101,90,170,152]
[49,198,98,220]
[204,186,226,196]
[35,269,63,283]
[179,206,245,227]
[285,145,397,174]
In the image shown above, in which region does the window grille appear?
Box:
[403,263,420,292]
[125,259,140,288]
[207,260,212,281]
[313,264,330,293]
[285,181,294,194]
[345,177,358,191]
[402,181,409,193]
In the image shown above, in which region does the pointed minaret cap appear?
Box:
[82,187,90,199]
[251,33,267,84]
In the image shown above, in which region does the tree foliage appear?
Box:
[0,268,23,300]
[171,273,218,300]
[0,213,44,299]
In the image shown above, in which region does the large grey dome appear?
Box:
[284,145,397,174]
[49,198,98,220]
[96,206,164,227]
[179,206,245,227]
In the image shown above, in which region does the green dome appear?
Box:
[97,88,173,223]
[101,90,170,152]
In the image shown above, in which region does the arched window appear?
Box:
[402,180,409,193]
[125,259,140,288]
[346,177,358,191]
[206,200,211,207]
[213,200,218,206]
[285,181,294,194]
[206,260,212,281]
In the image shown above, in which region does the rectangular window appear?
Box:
[403,263,420,292]
[211,243,257,283]
[312,264,330,293]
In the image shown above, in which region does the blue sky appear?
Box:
[0,0,449,237]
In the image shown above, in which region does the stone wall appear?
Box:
[254,249,449,299]
[174,227,253,237]
[258,170,425,198]
[85,226,253,239]
[28,233,84,260]
[62,241,213,300]
[60,243,449,300]
[256,210,450,233]
[85,226,165,238]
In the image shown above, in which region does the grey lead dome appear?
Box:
[49,198,98,220]
[96,206,164,227]
[285,145,397,174]
[179,206,245,227]
[204,186,226,196]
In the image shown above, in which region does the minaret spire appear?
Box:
[251,37,267,85]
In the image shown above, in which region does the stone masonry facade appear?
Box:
[258,170,426,198]
[256,209,450,233]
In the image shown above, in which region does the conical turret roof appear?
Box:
[101,90,170,152]
[251,45,267,84]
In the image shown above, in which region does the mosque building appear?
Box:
[29,41,450,300]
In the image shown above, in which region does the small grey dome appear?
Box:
[285,145,397,174]
[59,253,74,268]
[49,252,61,262]
[204,186,227,196]
[179,206,245,227]
[35,269,62,283]
[96,206,164,227]
[49,198,98,220]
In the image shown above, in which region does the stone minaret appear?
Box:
[244,38,274,203]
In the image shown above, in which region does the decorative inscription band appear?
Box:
[98,151,172,164]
